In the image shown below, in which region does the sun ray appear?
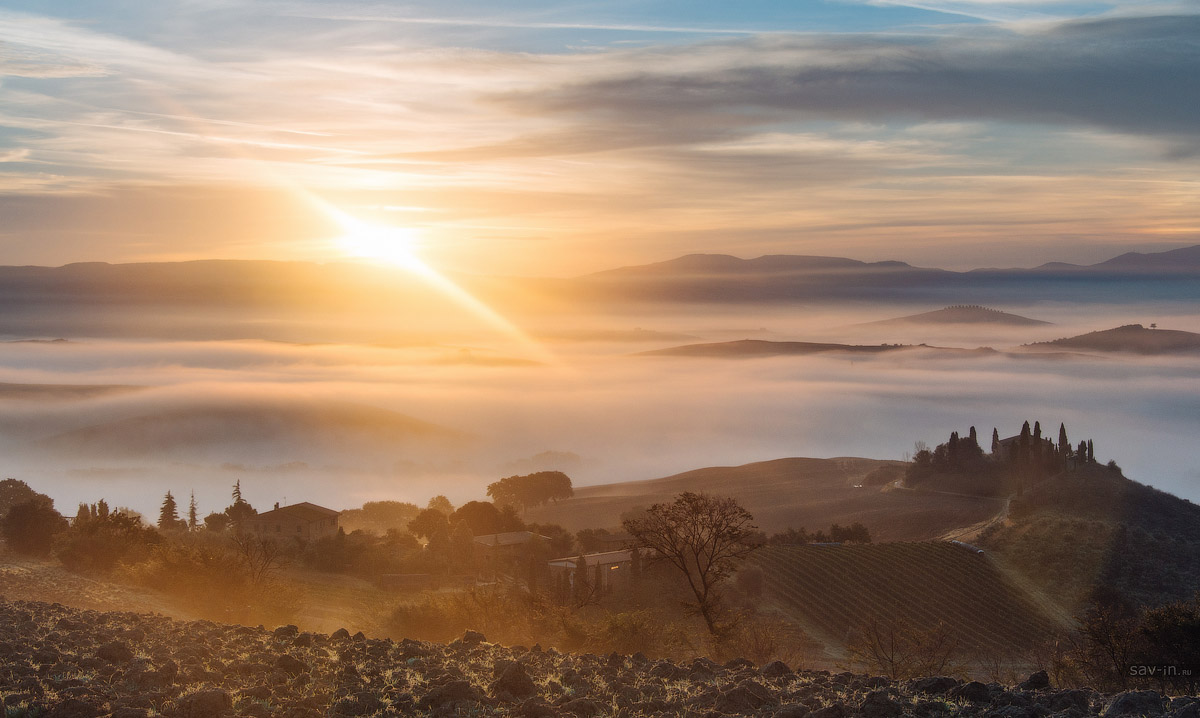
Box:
[308,195,559,366]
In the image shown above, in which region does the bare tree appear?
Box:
[230,534,290,585]
[845,616,962,679]
[623,491,760,634]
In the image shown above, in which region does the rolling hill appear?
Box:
[0,382,142,401]
[1025,324,1200,354]
[34,400,466,460]
[979,464,1200,612]
[748,542,1064,656]
[525,457,1005,541]
[639,340,999,359]
[639,339,909,358]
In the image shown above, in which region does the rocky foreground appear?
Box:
[0,599,1196,718]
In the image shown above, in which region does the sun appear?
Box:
[334,215,425,271]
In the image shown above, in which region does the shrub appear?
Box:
[1,498,67,556]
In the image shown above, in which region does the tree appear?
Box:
[427,495,454,515]
[187,492,199,532]
[486,471,574,513]
[230,533,289,585]
[845,617,962,679]
[623,491,761,634]
[204,512,230,532]
[450,501,524,536]
[991,427,1000,455]
[224,480,256,531]
[1059,423,1070,457]
[408,508,449,540]
[1,498,67,556]
[1088,439,1095,464]
[158,491,182,531]
[449,520,475,572]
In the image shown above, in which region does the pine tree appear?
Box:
[187,491,199,531]
[158,491,180,531]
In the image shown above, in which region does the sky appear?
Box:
[1,0,1199,275]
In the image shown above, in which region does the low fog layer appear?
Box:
[0,300,1197,518]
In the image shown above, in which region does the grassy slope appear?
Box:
[527,457,1005,540]
[979,465,1200,613]
[748,542,1064,657]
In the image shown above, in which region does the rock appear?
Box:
[238,685,273,701]
[492,661,537,700]
[418,680,483,709]
[97,641,135,664]
[1019,671,1051,691]
[274,654,307,676]
[330,628,351,641]
[46,698,103,718]
[914,676,960,695]
[811,703,848,718]
[110,708,151,718]
[517,697,559,718]
[715,680,779,713]
[176,689,233,718]
[777,705,812,718]
[725,657,757,670]
[1106,691,1167,717]
[860,690,904,718]
[272,625,299,640]
[1046,689,1093,714]
[461,630,487,646]
[1170,703,1200,718]
[331,691,383,716]
[952,681,993,703]
[560,698,604,717]
[762,660,793,678]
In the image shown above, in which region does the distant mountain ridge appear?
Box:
[0,245,1195,332]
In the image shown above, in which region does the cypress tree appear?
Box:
[1059,423,1069,456]
[187,491,199,531]
[158,491,180,531]
[991,427,1000,455]
[1087,439,1094,463]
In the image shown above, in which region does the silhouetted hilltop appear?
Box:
[640,339,909,358]
[34,400,465,459]
[869,305,1050,327]
[1026,324,1200,354]
[641,339,999,359]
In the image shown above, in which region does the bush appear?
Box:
[57,510,160,574]
[1,498,67,556]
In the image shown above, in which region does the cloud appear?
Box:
[499,15,1200,148]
